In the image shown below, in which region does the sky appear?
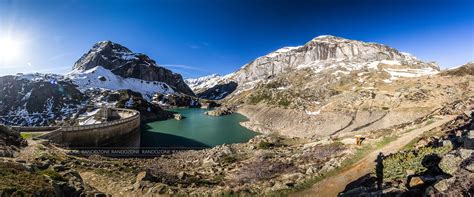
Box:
[0,0,473,78]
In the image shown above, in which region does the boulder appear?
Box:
[52,164,68,172]
[270,181,289,191]
[439,152,463,175]
[433,177,455,193]
[409,176,424,188]
[136,170,156,183]
[306,167,317,175]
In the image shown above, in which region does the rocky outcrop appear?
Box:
[152,93,200,108]
[72,41,136,71]
[72,41,194,96]
[440,61,474,76]
[205,107,233,116]
[0,125,27,157]
[0,154,104,196]
[111,90,173,122]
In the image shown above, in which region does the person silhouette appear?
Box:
[375,152,384,190]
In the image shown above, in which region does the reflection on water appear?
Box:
[141,108,258,148]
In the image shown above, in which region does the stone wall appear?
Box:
[39,108,140,148]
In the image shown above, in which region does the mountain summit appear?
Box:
[73,41,195,96]
[72,40,136,71]
[191,35,440,100]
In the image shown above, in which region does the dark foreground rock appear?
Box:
[0,161,104,197]
[340,107,474,196]
[0,125,27,157]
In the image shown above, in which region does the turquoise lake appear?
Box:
[140,108,258,148]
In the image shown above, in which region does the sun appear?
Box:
[0,36,22,62]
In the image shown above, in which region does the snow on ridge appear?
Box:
[266,46,302,58]
[384,67,439,80]
[90,40,138,61]
[66,66,175,101]
[15,65,182,102]
[15,72,64,82]
[185,74,223,91]
[400,52,418,61]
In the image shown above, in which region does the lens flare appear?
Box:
[0,37,22,63]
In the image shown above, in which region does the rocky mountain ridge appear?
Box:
[192,35,440,100]
[73,41,195,96]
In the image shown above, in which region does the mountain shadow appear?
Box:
[197,81,238,100]
[140,124,210,149]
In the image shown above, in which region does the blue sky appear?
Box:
[0,0,473,78]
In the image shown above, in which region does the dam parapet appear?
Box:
[33,108,140,148]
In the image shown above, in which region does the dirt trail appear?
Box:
[292,115,456,197]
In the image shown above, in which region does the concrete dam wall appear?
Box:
[39,108,140,148]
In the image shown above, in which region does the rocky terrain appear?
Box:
[205,106,233,116]
[188,36,473,139]
[190,35,438,99]
[0,74,85,126]
[0,129,355,196]
[0,35,473,196]
[0,125,27,157]
[0,41,205,126]
[340,102,473,196]
[1,97,471,196]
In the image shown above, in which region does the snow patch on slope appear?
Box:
[66,66,175,101]
[185,74,222,92]
[267,46,301,58]
[384,67,439,80]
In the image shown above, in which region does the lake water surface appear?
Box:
[141,108,258,148]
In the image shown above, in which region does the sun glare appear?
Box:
[0,37,22,62]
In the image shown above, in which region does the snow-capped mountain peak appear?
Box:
[185,74,223,93]
[195,35,440,100]
[73,41,138,71]
[72,40,195,96]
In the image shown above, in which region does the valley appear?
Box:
[0,35,473,196]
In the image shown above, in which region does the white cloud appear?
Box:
[187,42,210,49]
[161,64,211,78]
[162,64,207,72]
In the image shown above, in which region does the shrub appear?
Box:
[257,141,274,149]
[380,145,452,181]
[222,155,238,164]
[40,169,66,181]
[278,98,291,107]
[248,92,271,104]
[0,162,54,195]
[234,159,296,183]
